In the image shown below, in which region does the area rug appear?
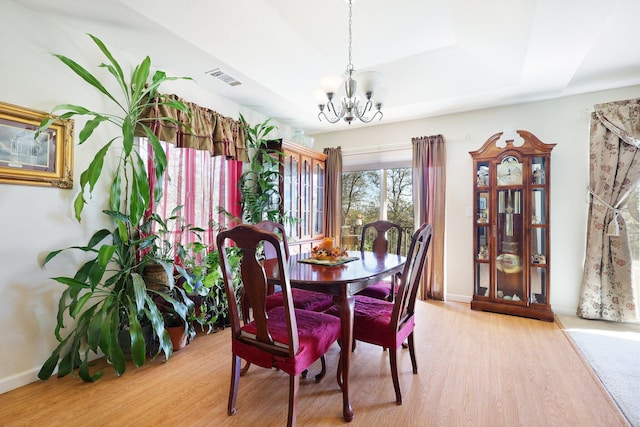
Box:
[557,315,640,427]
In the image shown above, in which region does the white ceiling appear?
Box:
[15,0,640,135]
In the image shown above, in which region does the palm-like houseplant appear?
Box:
[237,114,284,224]
[38,34,194,382]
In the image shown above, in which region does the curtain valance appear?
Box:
[140,94,249,162]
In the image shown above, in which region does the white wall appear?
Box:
[0,2,278,394]
[312,85,640,315]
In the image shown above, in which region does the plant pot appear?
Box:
[142,263,172,291]
[118,323,157,359]
[166,324,189,351]
[216,313,232,329]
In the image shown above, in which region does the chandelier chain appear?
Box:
[347,0,353,72]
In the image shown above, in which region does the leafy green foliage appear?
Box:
[190,247,243,332]
[38,212,196,381]
[40,34,192,223]
[38,34,193,382]
[238,114,284,224]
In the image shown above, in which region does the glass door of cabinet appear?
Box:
[474,224,491,297]
[530,188,547,225]
[495,188,524,302]
[283,153,300,240]
[312,160,325,238]
[300,156,312,240]
[530,227,548,305]
[530,185,548,305]
[530,157,547,185]
[473,179,490,298]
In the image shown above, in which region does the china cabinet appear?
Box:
[268,139,327,255]
[469,130,555,321]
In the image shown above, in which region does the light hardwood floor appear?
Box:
[0,301,629,427]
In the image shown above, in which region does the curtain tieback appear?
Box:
[588,187,622,236]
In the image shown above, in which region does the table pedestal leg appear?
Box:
[336,294,354,422]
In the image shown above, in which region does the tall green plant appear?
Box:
[39,34,189,222]
[38,34,193,382]
[238,114,283,224]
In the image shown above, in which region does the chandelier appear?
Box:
[315,0,385,124]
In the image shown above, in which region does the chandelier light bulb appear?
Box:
[355,70,383,98]
[321,75,343,96]
[373,86,387,106]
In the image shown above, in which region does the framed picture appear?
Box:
[0,101,73,188]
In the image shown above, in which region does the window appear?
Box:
[341,168,414,254]
[140,139,239,255]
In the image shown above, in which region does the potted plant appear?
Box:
[199,247,243,329]
[174,238,243,332]
[138,205,210,292]
[160,286,196,351]
[37,34,193,382]
[237,114,286,224]
[174,222,209,295]
[138,211,180,291]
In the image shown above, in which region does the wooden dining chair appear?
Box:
[217,224,344,427]
[240,220,334,378]
[357,220,403,302]
[329,223,433,405]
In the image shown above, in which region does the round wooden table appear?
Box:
[263,251,406,422]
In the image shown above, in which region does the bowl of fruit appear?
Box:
[311,245,349,261]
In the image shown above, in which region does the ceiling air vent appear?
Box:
[205,68,242,86]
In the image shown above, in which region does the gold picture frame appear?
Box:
[0,101,73,188]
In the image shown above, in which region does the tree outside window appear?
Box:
[342,168,414,255]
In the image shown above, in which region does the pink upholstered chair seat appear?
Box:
[252,220,334,317]
[234,306,341,376]
[350,295,414,349]
[356,280,397,301]
[266,289,334,313]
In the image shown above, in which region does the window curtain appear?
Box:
[324,147,343,242]
[577,97,640,322]
[146,142,237,257]
[226,159,243,226]
[412,135,446,300]
[140,93,249,163]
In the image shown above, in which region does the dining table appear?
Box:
[263,250,406,422]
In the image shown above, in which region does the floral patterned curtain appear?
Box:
[578,97,640,322]
[412,135,446,300]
